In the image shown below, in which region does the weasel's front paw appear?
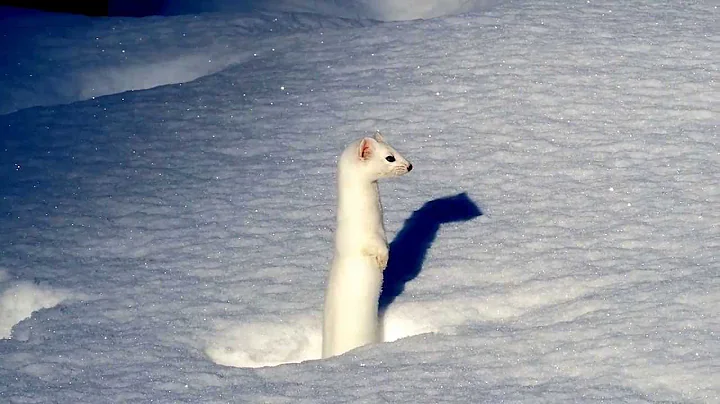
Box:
[375,248,389,271]
[363,243,389,271]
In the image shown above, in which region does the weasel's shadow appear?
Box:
[379,192,482,314]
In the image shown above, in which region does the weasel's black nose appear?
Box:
[407,163,413,172]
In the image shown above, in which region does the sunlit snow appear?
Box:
[0,0,718,402]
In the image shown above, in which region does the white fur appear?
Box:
[322,132,412,358]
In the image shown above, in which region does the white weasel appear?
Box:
[322,131,413,358]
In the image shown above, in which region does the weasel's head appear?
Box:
[345,131,413,181]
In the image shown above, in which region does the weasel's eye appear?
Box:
[385,155,396,162]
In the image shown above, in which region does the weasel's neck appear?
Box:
[336,171,384,234]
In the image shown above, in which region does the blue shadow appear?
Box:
[379,192,482,313]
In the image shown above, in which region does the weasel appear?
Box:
[322,131,413,358]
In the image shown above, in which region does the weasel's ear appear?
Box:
[373,131,385,143]
[358,137,374,160]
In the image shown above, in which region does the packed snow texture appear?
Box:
[1,0,718,403]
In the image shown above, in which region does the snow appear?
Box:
[1,0,718,402]
[143,0,500,21]
[0,269,72,339]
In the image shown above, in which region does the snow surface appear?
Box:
[135,0,501,21]
[1,0,719,402]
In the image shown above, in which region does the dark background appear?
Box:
[0,1,166,16]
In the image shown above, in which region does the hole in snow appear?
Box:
[203,306,444,368]
[204,316,322,368]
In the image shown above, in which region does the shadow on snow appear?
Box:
[379,192,482,315]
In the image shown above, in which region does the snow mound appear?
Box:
[162,0,502,21]
[263,0,502,21]
[0,270,71,339]
[0,8,370,115]
[77,52,250,102]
